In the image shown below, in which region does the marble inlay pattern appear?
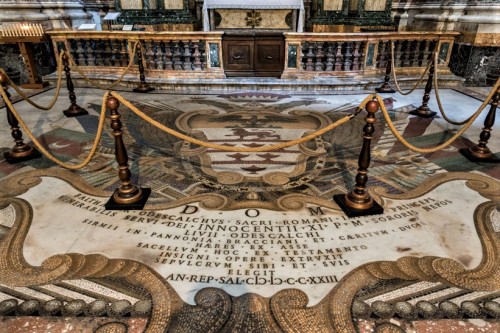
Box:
[0,88,499,332]
[216,9,291,29]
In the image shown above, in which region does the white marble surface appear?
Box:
[12,176,487,305]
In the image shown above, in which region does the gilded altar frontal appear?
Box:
[0,0,499,332]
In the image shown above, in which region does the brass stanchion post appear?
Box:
[0,72,42,163]
[62,53,88,117]
[409,58,437,118]
[133,42,154,93]
[460,85,499,163]
[104,95,151,210]
[375,50,395,93]
[334,99,384,217]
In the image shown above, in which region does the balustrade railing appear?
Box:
[48,31,225,79]
[48,31,458,82]
[282,32,459,79]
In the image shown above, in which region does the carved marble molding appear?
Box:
[0,1,93,29]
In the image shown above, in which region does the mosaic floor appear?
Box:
[0,87,499,332]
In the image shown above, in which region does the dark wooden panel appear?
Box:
[222,33,284,77]
[224,41,254,71]
[254,40,284,72]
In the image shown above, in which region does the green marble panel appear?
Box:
[366,43,375,66]
[209,43,220,68]
[288,45,298,68]
[439,42,450,64]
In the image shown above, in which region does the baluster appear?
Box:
[172,41,183,70]
[335,42,344,71]
[409,40,419,67]
[199,42,206,70]
[325,43,334,71]
[376,41,387,69]
[460,85,500,163]
[76,39,85,66]
[104,95,151,210]
[164,41,173,70]
[109,39,116,66]
[0,72,41,163]
[300,43,307,70]
[305,42,314,71]
[314,42,324,71]
[86,39,96,66]
[182,40,192,70]
[394,40,403,68]
[415,40,424,67]
[402,40,412,67]
[192,40,202,71]
[343,42,353,71]
[145,40,156,69]
[120,40,129,67]
[422,40,432,66]
[156,41,165,70]
[69,40,78,64]
[104,40,112,66]
[352,41,362,71]
[95,40,104,66]
[334,99,384,217]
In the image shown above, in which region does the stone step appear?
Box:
[43,72,465,95]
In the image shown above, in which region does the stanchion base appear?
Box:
[409,107,437,118]
[133,85,155,93]
[64,105,88,118]
[459,148,500,163]
[333,194,384,217]
[4,147,42,164]
[105,188,151,210]
[375,86,396,94]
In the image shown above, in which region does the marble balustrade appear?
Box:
[48,30,458,81]
[48,31,226,79]
[282,31,459,79]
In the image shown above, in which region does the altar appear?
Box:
[202,0,305,32]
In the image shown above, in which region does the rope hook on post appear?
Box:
[104,95,151,210]
[62,53,88,117]
[0,72,42,163]
[334,98,384,217]
[460,81,500,163]
[133,42,155,93]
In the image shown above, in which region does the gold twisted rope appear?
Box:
[0,85,109,170]
[433,51,475,126]
[390,40,434,96]
[110,91,374,152]
[0,50,65,110]
[376,79,500,153]
[68,41,139,90]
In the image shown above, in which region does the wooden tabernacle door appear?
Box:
[223,32,285,78]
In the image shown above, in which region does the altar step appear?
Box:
[43,72,464,95]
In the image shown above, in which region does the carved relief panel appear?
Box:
[215,10,292,30]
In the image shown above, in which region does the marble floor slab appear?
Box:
[0,86,498,332]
